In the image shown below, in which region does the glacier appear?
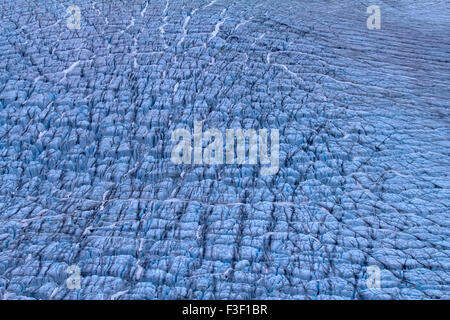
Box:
[0,0,449,299]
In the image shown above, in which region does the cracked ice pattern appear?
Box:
[0,0,449,299]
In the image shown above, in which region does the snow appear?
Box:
[0,0,449,300]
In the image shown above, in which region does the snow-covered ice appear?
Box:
[0,0,449,299]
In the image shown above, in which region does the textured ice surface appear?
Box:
[0,0,449,299]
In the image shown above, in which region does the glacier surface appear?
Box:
[0,0,449,299]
